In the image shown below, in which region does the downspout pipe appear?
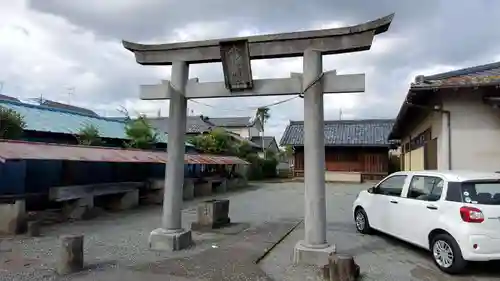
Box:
[404,102,452,170]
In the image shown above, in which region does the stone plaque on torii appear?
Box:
[123,13,394,265]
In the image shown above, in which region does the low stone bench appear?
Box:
[0,199,26,235]
[49,182,142,220]
[213,179,227,193]
[183,179,195,200]
[194,176,229,197]
[194,180,212,197]
[143,178,196,204]
[227,178,248,190]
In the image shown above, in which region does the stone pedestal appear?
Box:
[0,200,26,235]
[293,241,336,266]
[149,228,192,251]
[57,235,84,275]
[194,181,212,197]
[63,196,94,220]
[191,199,230,230]
[183,179,195,200]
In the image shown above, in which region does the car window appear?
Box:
[376,175,407,197]
[407,176,443,201]
[459,181,500,205]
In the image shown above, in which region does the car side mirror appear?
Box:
[367,187,375,193]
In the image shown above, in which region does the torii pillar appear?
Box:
[123,13,394,264]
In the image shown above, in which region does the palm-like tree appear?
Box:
[255,107,270,155]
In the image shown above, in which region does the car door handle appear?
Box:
[390,200,398,204]
[426,205,438,210]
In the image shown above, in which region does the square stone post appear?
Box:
[293,49,335,265]
[149,61,192,251]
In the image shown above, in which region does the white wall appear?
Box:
[226,128,250,138]
[249,126,260,138]
[225,126,260,139]
[444,91,500,171]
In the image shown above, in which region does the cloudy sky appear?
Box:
[1,1,500,141]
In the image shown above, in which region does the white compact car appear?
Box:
[352,170,500,274]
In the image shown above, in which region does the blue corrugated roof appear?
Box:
[0,100,169,143]
[280,119,395,147]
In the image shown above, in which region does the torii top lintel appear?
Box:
[122,13,394,65]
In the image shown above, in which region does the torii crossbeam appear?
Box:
[123,13,394,266]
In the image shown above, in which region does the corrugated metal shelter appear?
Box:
[0,140,248,164]
[0,99,174,145]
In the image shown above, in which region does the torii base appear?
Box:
[293,240,336,266]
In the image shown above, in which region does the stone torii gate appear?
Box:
[123,13,394,265]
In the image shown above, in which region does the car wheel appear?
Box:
[431,234,467,274]
[354,208,372,234]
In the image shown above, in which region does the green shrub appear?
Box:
[77,124,102,146]
[125,115,159,149]
[0,106,26,140]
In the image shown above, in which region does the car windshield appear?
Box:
[460,181,500,205]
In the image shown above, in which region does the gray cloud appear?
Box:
[14,1,500,141]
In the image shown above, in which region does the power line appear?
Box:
[186,71,325,113]
[188,95,300,112]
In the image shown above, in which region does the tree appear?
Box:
[0,106,26,140]
[255,107,271,154]
[76,124,102,146]
[282,145,294,157]
[265,149,276,160]
[125,115,159,149]
[189,128,233,154]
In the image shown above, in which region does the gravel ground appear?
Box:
[1,182,499,280]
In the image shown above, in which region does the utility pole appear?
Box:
[67,87,75,105]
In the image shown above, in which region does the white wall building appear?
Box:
[389,61,500,172]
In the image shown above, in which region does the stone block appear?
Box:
[63,196,94,220]
[191,199,230,230]
[27,220,41,237]
[326,254,360,281]
[183,179,195,200]
[149,228,192,251]
[194,181,212,197]
[0,200,26,235]
[215,179,227,193]
[108,190,139,211]
[293,240,336,266]
[57,234,84,275]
